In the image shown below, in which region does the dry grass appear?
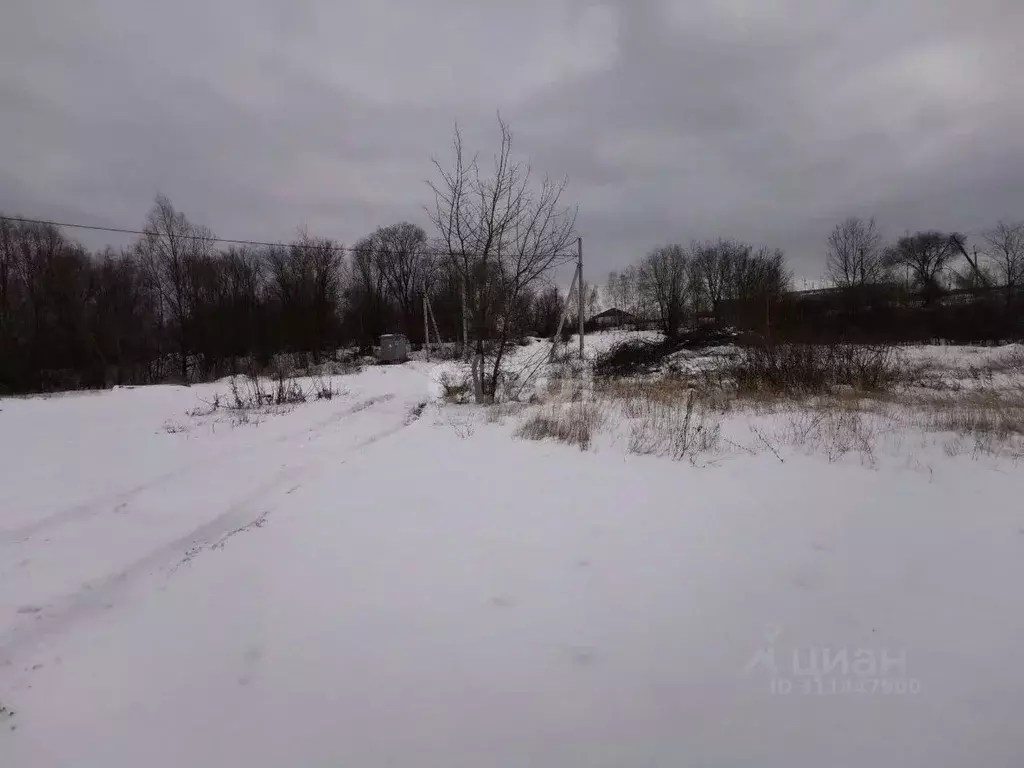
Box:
[905,346,1024,392]
[486,402,526,425]
[534,378,728,462]
[771,389,1024,461]
[625,390,722,463]
[597,377,733,412]
[905,391,1024,458]
[506,343,1024,464]
[438,371,473,404]
[993,348,1024,373]
[515,402,605,450]
[543,359,588,402]
[727,343,912,395]
[780,406,879,465]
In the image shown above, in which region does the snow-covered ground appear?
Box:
[2,353,1023,767]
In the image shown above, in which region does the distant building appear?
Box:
[588,308,637,330]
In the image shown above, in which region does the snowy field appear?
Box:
[2,344,1024,767]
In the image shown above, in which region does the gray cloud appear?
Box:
[2,0,1022,280]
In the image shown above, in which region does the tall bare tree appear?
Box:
[429,117,577,402]
[606,270,621,311]
[826,217,885,288]
[575,280,601,321]
[640,244,690,337]
[606,267,643,320]
[267,230,343,362]
[983,221,1024,297]
[371,222,432,339]
[741,246,790,301]
[346,236,391,346]
[886,231,959,305]
[220,246,266,369]
[529,285,565,337]
[0,217,20,346]
[136,195,214,382]
[691,240,734,316]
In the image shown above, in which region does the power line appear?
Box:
[0,214,575,261]
[0,214,403,255]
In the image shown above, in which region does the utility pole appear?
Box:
[577,237,585,360]
[423,282,431,356]
[461,274,470,361]
[550,256,580,362]
[426,294,442,350]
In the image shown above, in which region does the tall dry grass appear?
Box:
[510,342,1024,463]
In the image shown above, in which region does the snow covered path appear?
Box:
[2,366,1024,766]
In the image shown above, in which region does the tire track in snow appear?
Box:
[0,463,299,666]
[274,394,395,443]
[0,399,428,666]
[0,395,395,546]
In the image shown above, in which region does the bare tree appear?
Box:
[529,285,565,337]
[606,270,621,311]
[136,195,215,382]
[606,266,642,321]
[346,236,392,347]
[429,117,577,402]
[886,231,959,305]
[685,239,789,328]
[983,221,1024,297]
[90,246,162,384]
[0,217,19,345]
[370,222,432,339]
[741,246,790,302]
[576,280,601,321]
[219,246,266,370]
[267,230,343,362]
[640,244,689,337]
[827,217,885,288]
[587,283,601,318]
[690,239,745,316]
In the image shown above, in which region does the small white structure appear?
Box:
[378,334,409,364]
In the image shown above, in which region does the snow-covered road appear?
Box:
[2,365,1023,767]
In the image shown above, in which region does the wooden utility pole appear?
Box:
[550,260,580,362]
[423,287,431,356]
[549,237,586,362]
[426,294,442,350]
[577,237,585,360]
[461,275,470,361]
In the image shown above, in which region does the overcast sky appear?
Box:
[2,0,1022,282]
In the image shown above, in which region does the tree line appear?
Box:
[0,193,568,394]
[604,217,1023,343]
[605,241,789,337]
[3,115,1022,395]
[806,218,1024,342]
[824,217,1023,300]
